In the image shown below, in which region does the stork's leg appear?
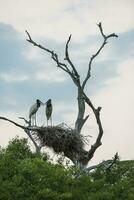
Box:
[50,116,52,126]
[29,117,31,126]
[33,114,36,126]
[35,114,36,126]
[31,116,33,126]
[32,115,34,126]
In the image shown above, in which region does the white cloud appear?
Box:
[35,67,67,83]
[89,58,134,163]
[0,112,27,147]
[54,102,77,125]
[0,73,29,82]
[0,67,66,84]
[80,0,134,33]
[22,46,42,60]
[0,0,133,41]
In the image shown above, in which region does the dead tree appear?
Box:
[0,23,118,168]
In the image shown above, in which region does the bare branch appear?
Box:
[106,152,119,170]
[86,153,119,172]
[65,35,80,79]
[26,30,80,86]
[107,33,118,39]
[83,115,89,124]
[26,30,70,73]
[0,116,42,132]
[24,129,42,153]
[25,30,32,41]
[86,160,112,171]
[0,116,42,153]
[97,22,118,40]
[82,22,118,89]
[79,92,103,160]
[18,117,30,125]
[97,22,106,38]
[26,30,52,54]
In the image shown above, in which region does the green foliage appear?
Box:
[0,138,134,199]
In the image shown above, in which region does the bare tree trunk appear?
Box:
[75,88,86,133]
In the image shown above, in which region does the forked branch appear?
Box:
[26,30,79,86]
[64,35,80,80]
[82,22,118,89]
[86,152,119,172]
[0,116,43,153]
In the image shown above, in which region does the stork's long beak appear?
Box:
[42,101,48,106]
[40,101,45,106]
[41,99,50,106]
[43,100,48,105]
[43,102,47,105]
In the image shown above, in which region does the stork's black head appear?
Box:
[46,99,52,106]
[36,99,42,107]
[47,99,51,103]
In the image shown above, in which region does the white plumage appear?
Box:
[29,99,43,126]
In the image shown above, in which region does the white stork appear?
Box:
[29,99,43,126]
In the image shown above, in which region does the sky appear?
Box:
[0,0,134,165]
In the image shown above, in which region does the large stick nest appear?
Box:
[32,124,86,155]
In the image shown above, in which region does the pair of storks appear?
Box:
[29,99,52,126]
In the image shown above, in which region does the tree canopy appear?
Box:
[0,138,133,200]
